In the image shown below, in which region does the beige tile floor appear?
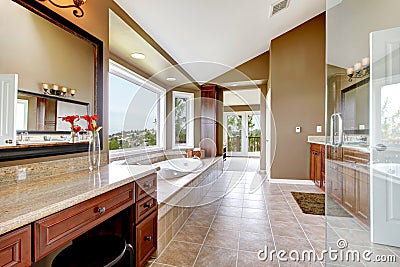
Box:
[148,159,400,267]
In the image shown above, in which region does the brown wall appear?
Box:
[270,13,326,179]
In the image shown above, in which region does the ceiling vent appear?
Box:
[270,0,290,17]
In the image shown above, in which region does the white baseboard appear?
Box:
[268,178,315,185]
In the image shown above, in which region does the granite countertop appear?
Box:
[0,164,157,235]
[307,136,370,153]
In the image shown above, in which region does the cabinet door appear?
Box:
[315,151,322,187]
[0,74,18,146]
[342,165,356,212]
[0,225,31,267]
[356,167,370,225]
[321,146,325,190]
[135,211,157,267]
[310,149,316,181]
[328,162,343,203]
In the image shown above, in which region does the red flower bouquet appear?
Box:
[81,114,102,170]
[81,114,102,135]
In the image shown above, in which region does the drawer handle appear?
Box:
[144,203,152,209]
[97,207,106,214]
[144,236,152,241]
[143,183,152,189]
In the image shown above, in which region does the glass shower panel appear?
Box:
[370,27,400,248]
[326,0,400,265]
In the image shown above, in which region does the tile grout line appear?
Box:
[278,183,325,266]
[262,181,281,267]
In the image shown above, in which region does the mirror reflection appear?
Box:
[0,0,94,146]
[341,78,369,133]
[16,91,89,132]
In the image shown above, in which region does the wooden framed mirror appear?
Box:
[0,0,103,161]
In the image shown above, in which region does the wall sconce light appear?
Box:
[42,83,77,97]
[38,0,87,18]
[347,57,370,82]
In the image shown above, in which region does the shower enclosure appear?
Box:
[326,0,400,265]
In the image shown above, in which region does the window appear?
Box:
[16,99,28,131]
[108,61,165,153]
[172,91,194,148]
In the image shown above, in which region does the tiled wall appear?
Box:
[0,151,108,184]
[156,157,224,255]
[110,149,187,165]
[0,149,186,184]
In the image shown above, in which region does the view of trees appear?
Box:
[227,114,261,152]
[108,128,157,150]
[381,97,400,144]
[175,97,187,144]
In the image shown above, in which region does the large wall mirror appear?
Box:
[0,0,103,161]
[341,78,370,135]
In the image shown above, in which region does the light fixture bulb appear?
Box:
[166,77,177,82]
[131,53,146,60]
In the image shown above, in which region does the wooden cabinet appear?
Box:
[34,183,135,261]
[0,225,31,267]
[201,84,219,157]
[342,165,356,212]
[135,173,157,201]
[133,174,158,267]
[310,143,324,189]
[356,166,370,225]
[135,195,157,224]
[326,146,370,226]
[326,160,343,204]
[135,211,157,267]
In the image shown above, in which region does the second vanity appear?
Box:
[308,136,370,226]
[0,165,159,267]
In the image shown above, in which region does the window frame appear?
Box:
[172,91,194,149]
[108,60,166,156]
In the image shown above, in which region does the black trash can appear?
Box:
[52,235,133,267]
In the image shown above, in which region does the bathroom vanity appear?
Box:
[309,138,370,226]
[0,165,158,267]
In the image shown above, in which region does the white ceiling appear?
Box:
[114,0,325,83]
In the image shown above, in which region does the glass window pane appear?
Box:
[175,97,187,144]
[109,73,158,150]
[248,114,261,152]
[227,115,242,152]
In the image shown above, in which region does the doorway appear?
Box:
[224,111,261,157]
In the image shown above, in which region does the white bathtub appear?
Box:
[153,158,203,179]
[372,163,400,179]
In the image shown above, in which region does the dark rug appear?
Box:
[291,192,352,217]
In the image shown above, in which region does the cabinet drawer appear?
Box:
[135,195,157,224]
[135,174,157,202]
[0,225,31,267]
[34,183,134,261]
[136,211,157,267]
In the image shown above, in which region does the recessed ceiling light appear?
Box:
[166,77,177,82]
[131,53,145,59]
[231,83,238,86]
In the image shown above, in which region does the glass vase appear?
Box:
[70,132,78,143]
[88,131,100,171]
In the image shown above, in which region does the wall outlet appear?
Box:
[316,125,322,133]
[295,126,301,133]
